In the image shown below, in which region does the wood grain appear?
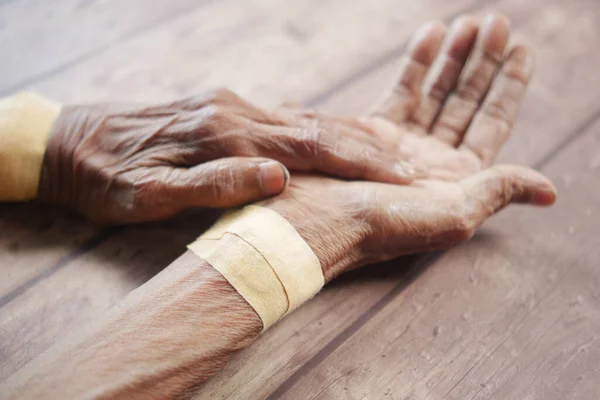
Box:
[23,0,487,105]
[0,0,598,398]
[0,0,212,94]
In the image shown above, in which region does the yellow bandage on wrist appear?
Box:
[188,205,324,330]
[0,92,62,201]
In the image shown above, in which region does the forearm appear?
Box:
[4,191,364,399]
[2,251,262,399]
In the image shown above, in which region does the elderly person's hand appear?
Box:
[339,14,528,181]
[37,90,417,224]
[262,15,556,281]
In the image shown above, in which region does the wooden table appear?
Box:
[1,0,599,398]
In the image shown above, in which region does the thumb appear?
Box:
[178,157,289,208]
[460,164,557,225]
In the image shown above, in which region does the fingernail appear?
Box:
[531,189,557,206]
[395,161,415,177]
[259,161,288,196]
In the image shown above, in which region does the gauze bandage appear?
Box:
[0,92,61,201]
[188,205,324,330]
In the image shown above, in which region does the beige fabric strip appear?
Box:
[188,205,324,329]
[0,92,61,201]
[189,233,288,328]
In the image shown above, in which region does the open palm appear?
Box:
[264,15,556,281]
[365,14,530,181]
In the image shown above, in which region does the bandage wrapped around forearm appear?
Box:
[0,92,61,201]
[188,205,324,330]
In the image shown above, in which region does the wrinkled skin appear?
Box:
[36,14,557,280]
[38,90,416,224]
[262,15,557,281]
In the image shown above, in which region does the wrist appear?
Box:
[261,180,371,282]
[37,106,83,207]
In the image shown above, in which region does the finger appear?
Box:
[460,45,534,166]
[410,15,479,130]
[255,124,418,184]
[154,158,290,212]
[461,164,556,227]
[431,14,510,146]
[369,21,446,125]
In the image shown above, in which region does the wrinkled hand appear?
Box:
[263,15,557,281]
[356,14,532,180]
[37,89,416,224]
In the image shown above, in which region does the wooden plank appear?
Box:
[0,0,596,396]
[0,204,96,300]
[278,114,600,400]
[0,0,487,310]
[0,0,211,93]
[0,213,211,379]
[22,0,489,105]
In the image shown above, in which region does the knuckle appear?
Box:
[500,172,519,204]
[482,50,503,68]
[193,106,248,156]
[309,128,325,156]
[202,104,225,121]
[487,167,515,205]
[429,80,450,103]
[428,71,455,102]
[299,127,330,158]
[127,179,150,210]
[448,204,475,243]
[503,66,529,86]
[356,146,378,170]
[457,63,494,104]
[207,87,236,103]
[457,78,484,104]
[115,180,142,214]
[454,219,476,242]
[392,81,415,99]
[77,152,103,175]
[483,98,514,127]
[179,88,236,109]
[200,104,233,130]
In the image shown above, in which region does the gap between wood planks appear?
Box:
[0,0,501,309]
